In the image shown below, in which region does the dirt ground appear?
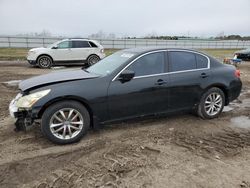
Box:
[0,58,250,188]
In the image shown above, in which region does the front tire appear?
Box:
[87,55,100,66]
[37,55,53,68]
[41,101,90,144]
[197,87,225,119]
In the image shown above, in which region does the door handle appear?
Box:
[155,79,167,85]
[200,73,209,78]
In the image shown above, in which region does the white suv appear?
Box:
[27,39,105,68]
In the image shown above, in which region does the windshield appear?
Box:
[86,51,136,76]
[47,40,63,48]
[47,41,58,48]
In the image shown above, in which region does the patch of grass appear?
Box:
[0,48,241,61]
[104,48,119,56]
[200,49,240,60]
[0,48,29,61]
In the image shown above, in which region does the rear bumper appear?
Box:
[227,79,242,103]
[97,52,106,59]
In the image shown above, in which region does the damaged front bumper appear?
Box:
[12,110,34,132]
[9,94,34,131]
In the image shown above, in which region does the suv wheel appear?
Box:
[87,55,100,66]
[41,101,90,144]
[197,87,225,119]
[37,55,52,68]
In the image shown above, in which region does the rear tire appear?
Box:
[37,55,53,68]
[87,55,100,66]
[41,101,90,144]
[197,87,225,119]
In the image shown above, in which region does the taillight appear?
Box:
[235,69,240,78]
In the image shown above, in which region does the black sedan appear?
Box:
[9,48,242,144]
[234,48,250,61]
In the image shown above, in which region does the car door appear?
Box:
[107,51,170,120]
[168,50,211,111]
[51,40,73,61]
[71,40,93,61]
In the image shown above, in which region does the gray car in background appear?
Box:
[234,48,250,61]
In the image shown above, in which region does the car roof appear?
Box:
[122,47,208,56]
[58,38,90,42]
[67,38,89,41]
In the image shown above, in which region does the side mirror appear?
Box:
[51,46,58,49]
[118,70,135,82]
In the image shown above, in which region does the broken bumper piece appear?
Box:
[9,97,33,131]
[13,111,34,132]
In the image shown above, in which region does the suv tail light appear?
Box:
[234,69,241,78]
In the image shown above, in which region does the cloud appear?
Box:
[0,0,249,37]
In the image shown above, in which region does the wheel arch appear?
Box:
[36,54,54,63]
[87,54,100,60]
[204,84,229,105]
[37,96,94,127]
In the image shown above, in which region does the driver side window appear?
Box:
[57,41,71,49]
[127,52,165,77]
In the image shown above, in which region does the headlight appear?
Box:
[28,51,36,56]
[16,89,51,108]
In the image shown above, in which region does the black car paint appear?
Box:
[20,69,99,91]
[16,48,242,128]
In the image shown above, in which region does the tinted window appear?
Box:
[127,52,165,77]
[72,41,90,48]
[87,51,135,76]
[89,41,98,47]
[196,54,208,68]
[169,51,196,72]
[57,41,71,49]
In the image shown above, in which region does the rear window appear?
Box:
[169,51,196,72]
[72,41,90,48]
[196,54,208,68]
[89,41,98,47]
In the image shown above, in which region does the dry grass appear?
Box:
[200,49,239,60]
[0,48,29,61]
[104,49,119,56]
[0,48,240,61]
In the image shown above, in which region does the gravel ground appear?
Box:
[0,60,250,188]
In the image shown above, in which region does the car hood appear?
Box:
[19,69,99,91]
[29,47,46,52]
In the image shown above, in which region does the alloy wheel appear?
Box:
[49,108,84,140]
[204,92,223,116]
[39,57,51,68]
[88,56,99,65]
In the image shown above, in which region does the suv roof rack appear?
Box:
[67,38,89,40]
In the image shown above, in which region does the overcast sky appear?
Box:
[0,0,249,37]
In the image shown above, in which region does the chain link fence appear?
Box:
[0,36,249,49]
